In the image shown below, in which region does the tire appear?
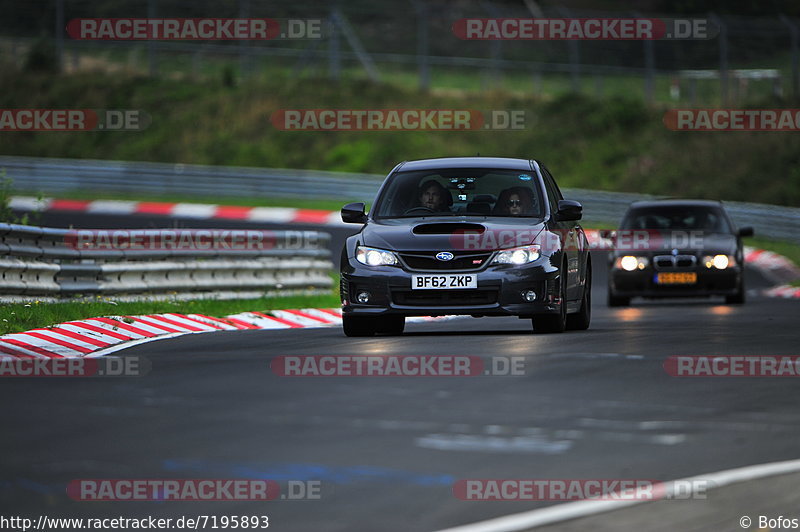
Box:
[607,285,630,307]
[342,315,377,337]
[532,261,567,334]
[376,315,405,335]
[566,257,591,331]
[725,278,746,304]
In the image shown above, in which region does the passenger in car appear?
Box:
[493,187,535,216]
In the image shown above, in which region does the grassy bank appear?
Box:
[1,70,799,207]
[0,293,340,336]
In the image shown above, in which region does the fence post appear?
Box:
[780,15,799,101]
[414,1,431,91]
[481,0,503,90]
[147,0,158,76]
[557,6,580,93]
[328,11,341,80]
[594,75,603,97]
[532,71,542,96]
[55,0,64,73]
[239,0,251,80]
[635,12,655,104]
[710,13,728,105]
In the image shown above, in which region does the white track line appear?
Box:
[436,457,800,532]
[86,332,198,357]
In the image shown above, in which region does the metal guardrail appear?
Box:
[0,155,383,202]
[0,222,334,298]
[3,155,798,243]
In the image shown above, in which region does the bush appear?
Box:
[24,36,59,74]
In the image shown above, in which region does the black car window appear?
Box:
[620,206,732,233]
[373,168,545,219]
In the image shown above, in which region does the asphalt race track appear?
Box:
[3,210,798,531]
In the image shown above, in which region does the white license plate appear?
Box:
[412,274,477,290]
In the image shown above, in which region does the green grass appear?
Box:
[0,69,798,207]
[0,292,341,336]
[0,57,797,312]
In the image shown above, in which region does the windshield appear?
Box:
[620,206,732,233]
[373,168,545,219]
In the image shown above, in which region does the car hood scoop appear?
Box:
[412,223,486,235]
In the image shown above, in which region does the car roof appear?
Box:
[397,157,534,172]
[627,199,724,209]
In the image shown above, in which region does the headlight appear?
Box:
[356,246,398,266]
[617,256,648,271]
[703,254,735,269]
[492,245,541,265]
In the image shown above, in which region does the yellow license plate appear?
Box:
[656,272,697,284]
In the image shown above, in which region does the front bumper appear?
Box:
[610,266,742,298]
[341,259,562,318]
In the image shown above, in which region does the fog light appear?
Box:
[356,291,371,304]
[522,290,537,302]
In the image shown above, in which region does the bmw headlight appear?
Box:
[356,246,398,266]
[616,256,648,271]
[492,245,541,265]
[703,254,735,269]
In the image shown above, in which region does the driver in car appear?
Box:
[417,180,452,212]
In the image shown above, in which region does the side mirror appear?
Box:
[341,202,367,224]
[738,226,754,237]
[555,199,582,221]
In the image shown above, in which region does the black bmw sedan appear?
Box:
[607,199,753,306]
[339,157,592,336]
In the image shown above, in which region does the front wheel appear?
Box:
[342,315,377,337]
[532,265,567,334]
[725,278,746,304]
[567,258,591,331]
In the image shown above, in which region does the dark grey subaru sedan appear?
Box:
[339,157,592,336]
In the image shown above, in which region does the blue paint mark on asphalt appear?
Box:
[161,459,454,486]
[2,478,62,495]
